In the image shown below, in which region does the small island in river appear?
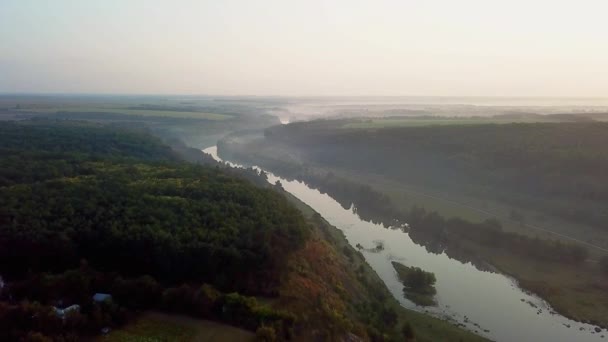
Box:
[392,261,437,307]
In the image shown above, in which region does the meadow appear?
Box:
[99,312,255,342]
[341,115,573,129]
[15,106,232,120]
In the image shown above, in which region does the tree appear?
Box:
[380,307,398,329]
[256,326,277,342]
[404,268,436,294]
[24,332,52,342]
[401,322,415,341]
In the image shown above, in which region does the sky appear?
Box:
[1,0,607,97]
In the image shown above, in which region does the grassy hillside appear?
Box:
[99,312,255,342]
[278,188,487,342]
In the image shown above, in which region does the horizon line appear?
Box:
[1,92,608,100]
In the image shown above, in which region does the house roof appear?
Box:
[92,293,112,302]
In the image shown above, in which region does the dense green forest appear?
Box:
[0,121,308,290]
[0,121,309,340]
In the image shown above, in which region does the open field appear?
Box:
[275,154,608,258]
[98,312,255,342]
[472,240,608,327]
[14,106,232,120]
[341,116,572,129]
[347,170,608,257]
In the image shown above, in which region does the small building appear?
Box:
[92,293,112,303]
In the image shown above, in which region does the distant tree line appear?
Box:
[263,121,608,231]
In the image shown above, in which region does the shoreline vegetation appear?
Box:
[391,262,437,307]
[217,121,608,329]
[276,180,488,341]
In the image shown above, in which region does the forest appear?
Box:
[0,120,310,340]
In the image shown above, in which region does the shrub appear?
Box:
[256,325,277,342]
[401,322,415,340]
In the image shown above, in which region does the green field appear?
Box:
[99,312,255,342]
[16,106,232,120]
[342,117,563,129]
[332,166,608,258]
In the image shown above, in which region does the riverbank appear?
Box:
[215,136,608,333]
[270,176,489,341]
[323,168,608,329]
[207,147,489,341]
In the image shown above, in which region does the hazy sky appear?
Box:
[1,0,607,96]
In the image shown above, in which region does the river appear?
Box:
[203,145,605,342]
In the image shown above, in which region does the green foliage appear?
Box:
[256,325,277,341]
[401,322,415,340]
[407,210,588,264]
[0,298,124,341]
[0,121,306,340]
[0,121,309,294]
[392,262,437,306]
[111,276,163,310]
[393,263,436,294]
